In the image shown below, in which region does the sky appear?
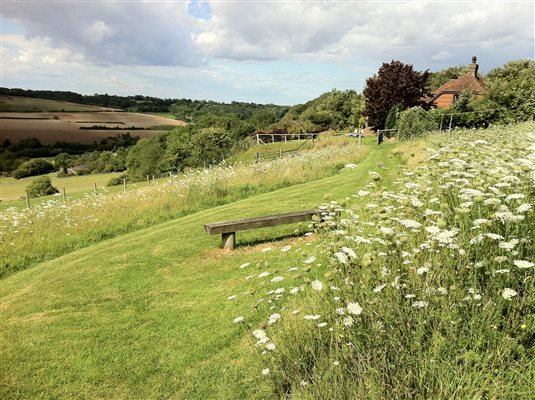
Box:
[1,0,534,105]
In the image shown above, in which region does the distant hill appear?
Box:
[0,95,119,113]
[0,96,187,145]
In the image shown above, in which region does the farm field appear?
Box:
[0,140,402,399]
[1,111,187,145]
[0,171,124,203]
[0,95,117,112]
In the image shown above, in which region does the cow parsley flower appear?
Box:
[304,314,321,320]
[261,368,270,376]
[304,256,316,264]
[513,260,533,269]
[347,302,362,315]
[416,267,429,275]
[311,280,323,291]
[268,313,281,325]
[412,301,428,309]
[343,316,354,327]
[271,276,284,283]
[502,288,518,300]
[233,316,244,323]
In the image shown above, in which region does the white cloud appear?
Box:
[432,50,454,62]
[2,2,203,66]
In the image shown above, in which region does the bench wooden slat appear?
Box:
[204,210,317,235]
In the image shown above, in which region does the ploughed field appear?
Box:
[0,96,186,144]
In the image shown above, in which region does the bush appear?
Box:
[12,158,55,179]
[397,106,439,140]
[106,173,128,187]
[25,176,59,198]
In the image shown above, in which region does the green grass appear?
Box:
[0,142,402,399]
[229,135,365,164]
[0,96,111,112]
[0,172,124,204]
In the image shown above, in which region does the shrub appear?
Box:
[106,173,128,187]
[397,106,439,140]
[12,158,55,179]
[25,176,59,198]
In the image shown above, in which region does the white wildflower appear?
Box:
[373,283,387,293]
[239,262,251,269]
[304,256,316,264]
[399,219,422,229]
[334,252,349,265]
[268,313,281,325]
[261,368,270,376]
[343,316,354,327]
[311,280,323,291]
[347,302,363,315]
[227,295,237,301]
[266,343,276,351]
[502,288,518,300]
[304,314,321,320]
[341,247,357,258]
[318,322,328,327]
[412,301,428,309]
[416,267,429,275]
[271,276,284,283]
[513,260,534,269]
[233,316,244,323]
[281,245,292,252]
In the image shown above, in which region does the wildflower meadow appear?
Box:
[234,122,534,398]
[0,142,367,277]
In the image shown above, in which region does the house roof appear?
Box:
[433,72,486,95]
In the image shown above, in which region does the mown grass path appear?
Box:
[1,143,402,399]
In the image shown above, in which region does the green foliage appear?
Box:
[397,106,439,140]
[106,173,128,187]
[12,158,55,179]
[364,60,429,129]
[426,65,469,91]
[384,103,404,129]
[54,153,73,171]
[276,89,365,133]
[25,176,59,198]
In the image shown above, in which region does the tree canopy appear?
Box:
[363,60,429,129]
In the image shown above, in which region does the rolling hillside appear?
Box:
[0,96,187,144]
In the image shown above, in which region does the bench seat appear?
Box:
[204,210,317,250]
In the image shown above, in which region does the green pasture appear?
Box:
[0,142,402,399]
[0,172,124,204]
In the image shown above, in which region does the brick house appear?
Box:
[427,56,486,108]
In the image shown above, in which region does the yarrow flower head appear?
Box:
[311,280,323,291]
[233,316,244,323]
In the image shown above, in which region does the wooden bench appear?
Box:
[204,210,317,250]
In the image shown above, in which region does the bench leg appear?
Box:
[221,232,236,250]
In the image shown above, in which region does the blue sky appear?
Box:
[1,1,534,105]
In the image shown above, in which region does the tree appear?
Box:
[25,176,59,198]
[363,60,429,129]
[54,153,73,172]
[12,159,55,179]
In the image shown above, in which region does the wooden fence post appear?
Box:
[62,187,66,203]
[439,114,444,131]
[448,114,453,132]
[94,182,97,193]
[123,178,126,193]
[25,193,31,209]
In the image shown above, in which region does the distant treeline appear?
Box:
[1,134,139,173]
[0,87,289,117]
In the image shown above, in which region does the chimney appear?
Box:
[469,56,479,78]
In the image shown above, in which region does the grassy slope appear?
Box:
[0,172,124,203]
[0,143,402,399]
[0,96,114,112]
